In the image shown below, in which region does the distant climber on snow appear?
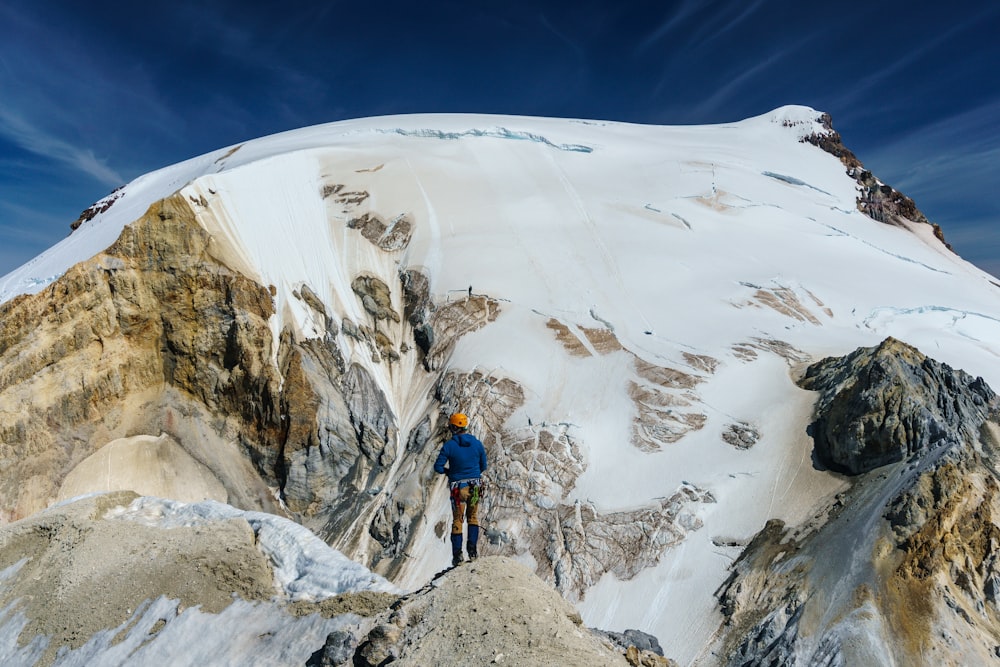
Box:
[434,412,488,567]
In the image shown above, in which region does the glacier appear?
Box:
[2,104,1000,665]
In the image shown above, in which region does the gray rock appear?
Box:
[597,628,665,655]
[307,628,360,666]
[798,337,997,474]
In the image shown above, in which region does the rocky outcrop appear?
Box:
[715,338,1000,665]
[629,357,708,452]
[850,166,929,226]
[803,112,950,248]
[722,422,760,449]
[0,194,284,522]
[736,282,832,325]
[422,295,501,371]
[598,630,677,667]
[70,186,124,231]
[799,336,997,474]
[346,212,413,252]
[801,112,863,172]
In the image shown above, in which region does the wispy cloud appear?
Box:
[683,0,769,51]
[635,0,704,53]
[0,106,123,186]
[538,12,587,62]
[642,1,827,116]
[834,7,995,112]
[857,96,1000,276]
[639,0,773,61]
[0,4,177,185]
[686,35,812,119]
[0,199,69,244]
[864,97,1000,195]
[688,60,778,119]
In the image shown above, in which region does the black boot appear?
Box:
[467,525,479,561]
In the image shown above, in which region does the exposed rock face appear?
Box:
[0,194,283,522]
[850,166,929,226]
[347,212,414,251]
[799,336,997,474]
[801,112,863,172]
[722,422,760,450]
[803,112,950,248]
[1,186,504,585]
[69,186,124,231]
[423,295,501,371]
[736,282,833,325]
[715,338,1000,666]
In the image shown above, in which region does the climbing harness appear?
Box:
[450,478,482,506]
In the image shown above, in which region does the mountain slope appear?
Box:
[2,106,1000,664]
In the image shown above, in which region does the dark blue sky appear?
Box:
[2,1,998,275]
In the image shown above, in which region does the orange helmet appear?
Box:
[449,413,469,429]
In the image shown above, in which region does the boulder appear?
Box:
[799,337,997,474]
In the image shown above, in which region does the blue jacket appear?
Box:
[434,432,487,483]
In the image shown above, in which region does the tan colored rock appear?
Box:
[352,557,629,667]
[57,433,227,503]
[625,646,678,666]
[0,194,282,522]
[0,492,276,664]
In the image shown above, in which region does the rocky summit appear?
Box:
[800,336,998,474]
[716,338,1000,666]
[3,107,1000,664]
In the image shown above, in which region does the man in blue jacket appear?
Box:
[434,412,488,566]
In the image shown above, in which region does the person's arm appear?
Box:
[479,442,488,474]
[434,440,450,474]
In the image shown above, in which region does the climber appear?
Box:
[434,412,488,567]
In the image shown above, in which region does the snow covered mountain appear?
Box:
[3,105,1000,665]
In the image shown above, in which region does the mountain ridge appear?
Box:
[3,106,1000,664]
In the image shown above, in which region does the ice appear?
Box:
[375,126,594,152]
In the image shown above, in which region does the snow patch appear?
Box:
[106,497,403,599]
